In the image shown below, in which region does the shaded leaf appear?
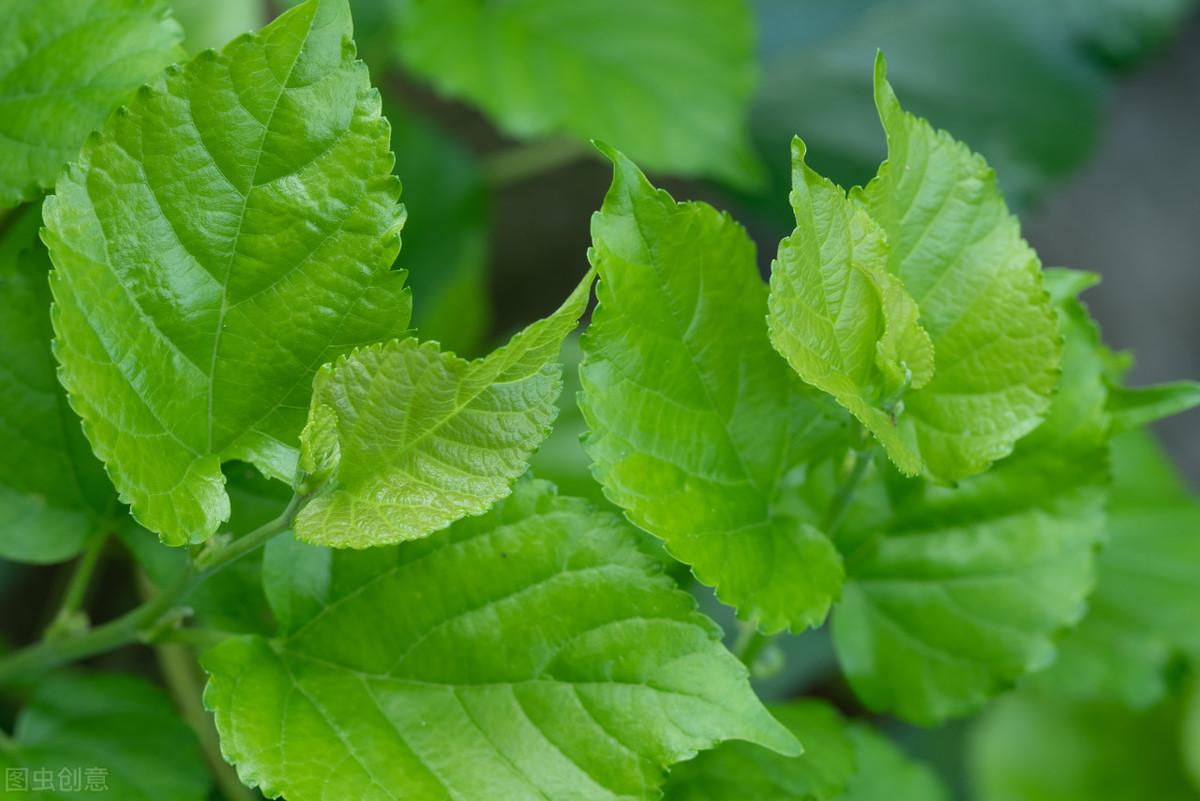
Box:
[0,671,209,800]
[970,689,1198,801]
[0,208,116,563]
[830,292,1105,723]
[663,699,948,801]
[0,0,184,207]
[1034,429,1200,706]
[394,0,760,186]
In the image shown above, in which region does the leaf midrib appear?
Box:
[205,9,316,452]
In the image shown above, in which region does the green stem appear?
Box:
[736,631,772,670]
[733,620,773,670]
[483,138,589,186]
[0,728,15,753]
[151,627,256,801]
[0,496,300,687]
[156,627,238,650]
[822,446,873,536]
[45,534,107,638]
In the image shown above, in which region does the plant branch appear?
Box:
[0,496,301,687]
[144,576,256,801]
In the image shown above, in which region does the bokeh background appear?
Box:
[3,1,1198,799]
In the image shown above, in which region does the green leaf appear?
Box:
[204,480,798,801]
[294,272,591,548]
[0,208,116,564]
[579,147,848,634]
[0,0,184,208]
[662,700,948,801]
[769,137,933,475]
[0,671,210,800]
[388,101,491,355]
[839,726,948,801]
[970,690,1198,801]
[169,0,264,53]
[1033,429,1200,706]
[663,701,855,801]
[393,0,761,187]
[1106,381,1200,434]
[43,0,410,546]
[852,54,1060,482]
[830,293,1107,723]
[1185,679,1200,793]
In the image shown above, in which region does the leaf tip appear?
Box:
[872,50,900,120]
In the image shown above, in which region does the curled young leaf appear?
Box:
[294,272,593,547]
[769,137,933,475]
[853,53,1061,482]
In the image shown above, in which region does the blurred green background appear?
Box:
[4,1,1199,798]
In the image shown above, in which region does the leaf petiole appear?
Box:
[0,495,302,687]
[43,532,107,640]
[822,445,874,537]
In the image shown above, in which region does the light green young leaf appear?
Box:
[769,137,932,475]
[204,481,798,801]
[831,294,1106,723]
[663,699,948,801]
[43,0,410,546]
[0,209,116,564]
[1106,381,1200,434]
[295,272,591,548]
[393,0,761,187]
[970,690,1197,801]
[580,147,848,634]
[1033,429,1200,707]
[0,671,209,800]
[0,0,184,208]
[854,54,1060,482]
